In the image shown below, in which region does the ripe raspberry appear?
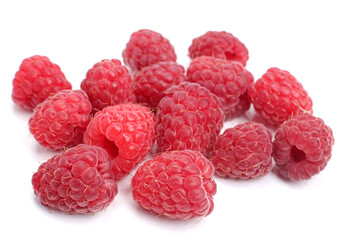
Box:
[211,122,273,179]
[131,150,217,220]
[272,114,334,181]
[133,61,186,110]
[11,55,72,111]
[186,56,254,119]
[188,31,249,66]
[80,59,134,112]
[83,103,156,180]
[32,144,118,214]
[248,67,313,126]
[156,82,225,156]
[29,90,92,150]
[122,29,177,72]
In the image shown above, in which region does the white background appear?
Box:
[1,0,359,239]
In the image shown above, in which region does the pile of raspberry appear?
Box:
[12,29,334,220]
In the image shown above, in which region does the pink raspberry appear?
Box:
[156,82,225,156]
[131,150,217,220]
[80,59,135,112]
[133,61,186,110]
[29,90,92,150]
[186,56,254,119]
[122,29,177,72]
[211,122,273,179]
[273,114,334,181]
[83,103,156,180]
[12,55,72,111]
[32,144,118,214]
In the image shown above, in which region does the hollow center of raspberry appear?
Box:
[290,146,306,163]
[103,139,118,159]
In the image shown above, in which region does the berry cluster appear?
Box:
[12,29,334,220]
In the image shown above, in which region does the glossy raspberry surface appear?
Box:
[29,90,92,150]
[273,114,334,181]
[32,144,118,214]
[211,122,273,179]
[187,56,254,119]
[83,103,156,180]
[133,61,186,110]
[131,150,217,220]
[80,59,134,112]
[122,29,177,72]
[248,67,313,126]
[156,82,224,156]
[12,55,72,111]
[188,31,249,66]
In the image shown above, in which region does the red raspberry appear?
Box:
[272,114,334,181]
[188,31,249,66]
[133,61,186,110]
[211,122,273,179]
[32,144,118,214]
[156,82,225,156]
[122,29,177,72]
[11,55,72,111]
[186,56,254,119]
[248,67,313,126]
[131,150,217,220]
[83,103,156,180]
[80,59,134,112]
[29,90,92,150]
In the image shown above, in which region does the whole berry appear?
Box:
[131,150,217,220]
[12,55,72,111]
[122,29,177,72]
[32,144,118,214]
[248,67,313,126]
[188,31,249,66]
[29,90,92,150]
[187,56,254,119]
[80,59,134,112]
[211,122,273,179]
[272,114,334,181]
[83,103,156,180]
[156,82,225,156]
[133,61,186,110]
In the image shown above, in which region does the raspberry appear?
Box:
[272,114,334,181]
[156,82,225,156]
[122,29,177,72]
[133,61,186,110]
[29,90,92,150]
[188,31,249,66]
[211,122,273,179]
[186,56,254,119]
[32,144,118,214]
[83,103,156,180]
[248,67,313,126]
[11,55,72,111]
[80,59,134,112]
[131,150,217,220]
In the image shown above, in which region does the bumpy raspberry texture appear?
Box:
[272,114,334,181]
[188,31,249,66]
[211,122,273,179]
[29,90,92,150]
[187,56,254,119]
[81,59,135,112]
[122,29,177,72]
[32,144,118,214]
[133,61,186,110]
[131,150,217,220]
[156,82,225,156]
[12,55,72,111]
[83,103,156,180]
[248,67,313,126]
